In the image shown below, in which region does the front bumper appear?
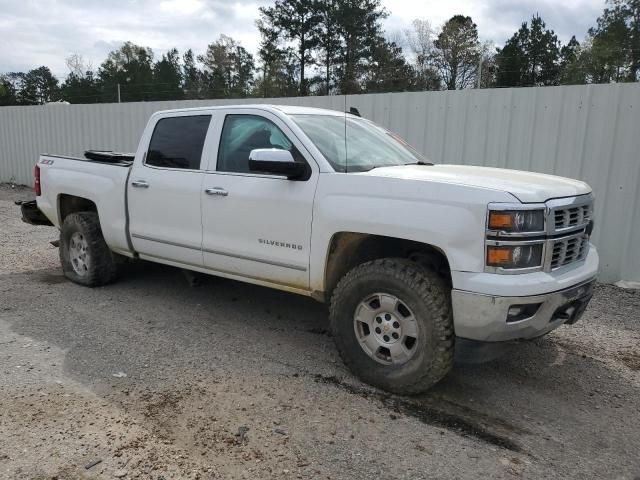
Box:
[452,278,596,342]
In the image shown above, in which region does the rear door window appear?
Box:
[146,115,212,170]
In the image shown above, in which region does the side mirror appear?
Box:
[249,148,306,180]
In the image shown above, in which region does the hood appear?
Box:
[362,164,591,203]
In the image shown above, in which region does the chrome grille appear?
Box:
[486,194,594,274]
[553,203,592,232]
[550,234,589,270]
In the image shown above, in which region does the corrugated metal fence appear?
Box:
[1,84,639,283]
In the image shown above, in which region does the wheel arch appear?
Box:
[322,232,452,301]
[57,194,99,226]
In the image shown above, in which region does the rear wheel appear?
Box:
[329,258,454,394]
[59,212,118,287]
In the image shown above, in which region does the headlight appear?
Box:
[486,244,543,269]
[488,209,545,233]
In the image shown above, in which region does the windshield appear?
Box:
[291,114,430,173]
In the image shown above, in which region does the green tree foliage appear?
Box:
[316,0,342,94]
[254,50,299,98]
[588,0,640,82]
[0,81,9,105]
[334,0,388,94]
[496,15,561,87]
[624,0,640,80]
[0,73,23,106]
[2,1,638,107]
[588,27,629,82]
[257,0,388,95]
[153,48,183,100]
[558,36,588,84]
[61,73,99,103]
[255,19,298,97]
[259,0,321,95]
[19,66,60,104]
[430,15,482,90]
[199,35,255,98]
[256,17,279,97]
[182,49,205,99]
[98,42,155,102]
[364,38,417,92]
[60,54,100,103]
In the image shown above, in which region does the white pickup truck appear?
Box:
[22,104,598,394]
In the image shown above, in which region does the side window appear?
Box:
[146,115,211,170]
[217,114,301,174]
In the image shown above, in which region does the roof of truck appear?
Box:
[154,104,348,117]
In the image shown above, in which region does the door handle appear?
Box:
[131,180,149,188]
[205,187,228,197]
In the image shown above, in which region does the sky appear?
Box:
[0,0,606,79]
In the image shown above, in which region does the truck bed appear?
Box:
[36,153,133,255]
[41,152,134,167]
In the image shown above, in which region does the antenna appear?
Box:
[343,95,348,173]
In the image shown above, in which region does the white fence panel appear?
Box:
[1,84,639,283]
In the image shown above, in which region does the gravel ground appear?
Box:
[0,184,639,479]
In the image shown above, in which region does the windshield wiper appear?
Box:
[348,161,433,173]
[403,160,433,166]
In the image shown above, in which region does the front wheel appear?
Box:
[329,258,454,394]
[59,212,118,287]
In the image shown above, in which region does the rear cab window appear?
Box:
[146,115,212,170]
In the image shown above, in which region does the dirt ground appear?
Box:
[0,184,639,479]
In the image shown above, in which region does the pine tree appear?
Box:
[334,0,388,94]
[0,73,23,106]
[60,54,100,104]
[559,36,587,85]
[316,0,342,95]
[98,42,155,102]
[365,37,417,92]
[199,35,255,98]
[153,48,183,101]
[588,0,640,82]
[430,15,481,90]
[20,66,60,104]
[183,49,204,99]
[496,15,561,87]
[258,0,321,95]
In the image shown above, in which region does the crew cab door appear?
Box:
[201,109,318,289]
[128,113,214,266]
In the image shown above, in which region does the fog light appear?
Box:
[506,303,542,323]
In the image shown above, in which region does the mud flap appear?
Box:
[19,200,53,226]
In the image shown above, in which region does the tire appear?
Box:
[59,212,118,287]
[329,258,454,394]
